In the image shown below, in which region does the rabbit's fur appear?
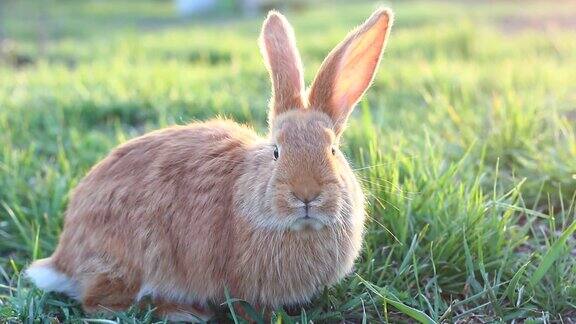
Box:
[26,8,393,321]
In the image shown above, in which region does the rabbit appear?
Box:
[25,8,393,321]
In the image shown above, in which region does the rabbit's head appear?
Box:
[239,9,393,232]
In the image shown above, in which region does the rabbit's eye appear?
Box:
[331,146,337,155]
[273,145,279,160]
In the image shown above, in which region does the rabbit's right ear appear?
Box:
[259,11,305,122]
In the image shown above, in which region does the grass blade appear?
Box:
[529,220,576,286]
[357,274,437,324]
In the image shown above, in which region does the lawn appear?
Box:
[1,0,575,322]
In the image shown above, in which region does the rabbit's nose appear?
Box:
[293,192,320,205]
[291,178,321,204]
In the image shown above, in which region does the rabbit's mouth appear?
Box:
[289,216,325,231]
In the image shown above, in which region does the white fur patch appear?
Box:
[136,282,200,304]
[136,283,154,301]
[165,311,207,323]
[290,217,325,231]
[25,262,80,299]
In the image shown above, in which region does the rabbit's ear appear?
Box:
[259,11,305,121]
[308,9,393,135]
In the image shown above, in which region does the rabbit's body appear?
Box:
[27,8,392,321]
[31,118,362,311]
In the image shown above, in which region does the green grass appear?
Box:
[1,0,576,322]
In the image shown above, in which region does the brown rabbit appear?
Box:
[26,8,393,321]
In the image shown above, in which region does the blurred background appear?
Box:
[2,0,576,68]
[1,0,576,322]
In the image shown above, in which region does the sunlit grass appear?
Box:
[1,0,575,322]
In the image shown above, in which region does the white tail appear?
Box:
[25,258,80,299]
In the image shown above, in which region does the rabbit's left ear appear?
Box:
[259,11,305,122]
[308,9,393,135]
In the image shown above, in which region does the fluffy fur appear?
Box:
[26,8,393,320]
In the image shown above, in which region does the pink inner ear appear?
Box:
[332,14,389,111]
[307,9,392,134]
